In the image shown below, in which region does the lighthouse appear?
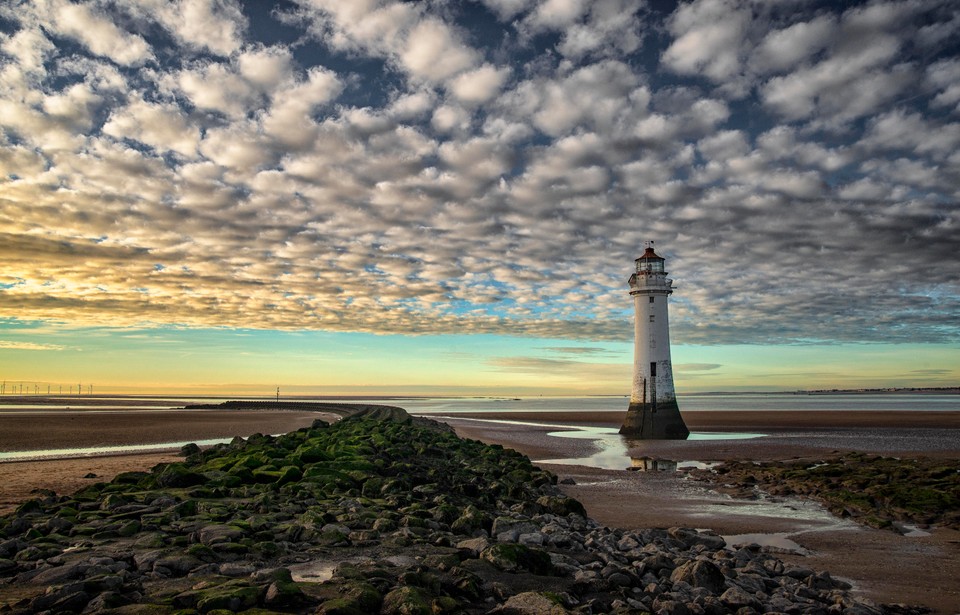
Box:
[620,243,690,439]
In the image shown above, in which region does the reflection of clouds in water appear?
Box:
[0,437,232,461]
[536,425,764,470]
[537,428,631,470]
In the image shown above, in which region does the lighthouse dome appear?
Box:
[637,246,663,261]
[635,246,665,273]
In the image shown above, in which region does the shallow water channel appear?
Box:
[535,424,766,471]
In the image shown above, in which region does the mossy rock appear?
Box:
[536,495,586,518]
[157,464,206,488]
[117,520,141,537]
[275,466,303,485]
[113,471,151,485]
[295,445,332,464]
[170,499,198,518]
[317,580,382,615]
[480,543,554,575]
[15,499,42,516]
[450,505,491,535]
[380,586,432,615]
[195,584,261,613]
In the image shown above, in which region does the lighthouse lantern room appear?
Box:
[620,242,690,439]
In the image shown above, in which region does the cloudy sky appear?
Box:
[1,0,958,395]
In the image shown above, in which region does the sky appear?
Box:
[1,0,958,396]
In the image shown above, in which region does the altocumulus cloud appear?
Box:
[0,0,958,346]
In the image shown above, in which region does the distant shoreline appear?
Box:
[793,386,959,395]
[0,387,956,405]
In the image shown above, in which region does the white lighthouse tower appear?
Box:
[620,242,689,439]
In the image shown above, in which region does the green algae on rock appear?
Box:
[696,452,960,530]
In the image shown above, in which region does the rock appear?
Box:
[518,532,544,546]
[641,553,676,574]
[652,597,691,615]
[381,554,419,568]
[156,463,206,488]
[381,586,432,615]
[180,442,202,457]
[671,560,727,594]
[536,495,587,517]
[720,585,760,609]
[82,590,130,612]
[30,584,91,613]
[263,569,307,608]
[219,562,256,577]
[668,527,727,550]
[489,591,571,614]
[481,544,554,575]
[153,555,203,577]
[491,517,539,537]
[28,561,90,585]
[456,536,490,556]
[607,571,634,587]
[617,534,642,551]
[196,584,261,613]
[197,524,245,546]
[808,569,847,589]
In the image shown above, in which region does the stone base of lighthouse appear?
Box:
[619,400,689,440]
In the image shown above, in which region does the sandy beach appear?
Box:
[2,405,959,611]
[0,408,331,514]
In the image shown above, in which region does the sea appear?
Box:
[1,392,958,414]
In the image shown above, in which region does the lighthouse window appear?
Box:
[649,297,655,304]
[649,315,655,322]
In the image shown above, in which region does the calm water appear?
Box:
[391,393,960,414]
[1,393,957,413]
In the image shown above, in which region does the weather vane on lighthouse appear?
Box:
[620,242,690,439]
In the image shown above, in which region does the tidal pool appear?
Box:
[535,425,765,471]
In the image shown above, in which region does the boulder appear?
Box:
[197,524,245,546]
[381,586,432,615]
[670,559,727,594]
[489,591,571,614]
[720,585,760,609]
[481,544,554,575]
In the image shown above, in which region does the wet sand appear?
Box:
[0,409,334,513]
[0,408,326,451]
[2,406,958,611]
[438,410,960,613]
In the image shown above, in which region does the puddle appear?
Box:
[723,532,811,555]
[0,433,291,462]
[677,460,720,470]
[894,523,931,537]
[288,561,338,583]
[0,437,235,461]
[533,425,764,471]
[288,556,374,583]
